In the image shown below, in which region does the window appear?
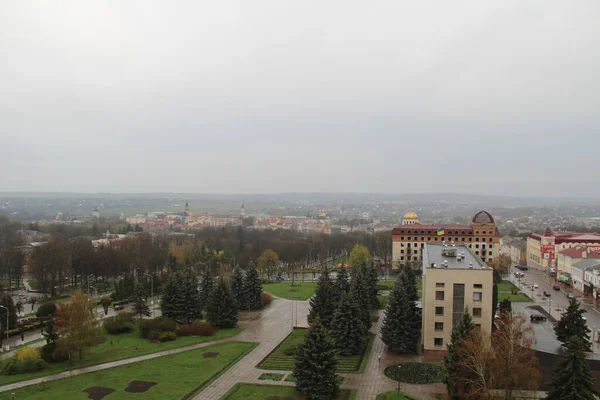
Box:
[401,236,404,240]
[434,338,443,346]
[413,256,418,261]
[476,231,479,234]
[400,250,404,254]
[421,243,425,248]
[435,306,444,316]
[436,291,445,300]
[462,238,465,241]
[489,244,493,249]
[476,324,481,329]
[482,231,486,234]
[469,238,472,242]
[475,251,479,255]
[436,282,445,288]
[400,256,404,261]
[473,308,482,317]
[435,322,444,331]
[414,250,418,254]
[489,251,492,256]
[421,237,425,241]
[474,292,482,302]
[475,244,479,248]
[434,237,439,241]
[473,284,483,289]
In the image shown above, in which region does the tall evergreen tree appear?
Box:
[243,262,264,310]
[366,262,380,309]
[498,298,512,315]
[331,294,366,356]
[206,278,238,328]
[132,281,151,319]
[445,311,476,399]
[294,319,340,400]
[555,297,591,350]
[308,268,336,329]
[350,273,372,336]
[231,267,246,310]
[0,294,17,330]
[199,268,214,313]
[335,265,350,296]
[180,268,203,323]
[491,268,501,331]
[160,273,179,321]
[547,336,598,400]
[380,266,420,354]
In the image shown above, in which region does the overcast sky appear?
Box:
[1,1,599,197]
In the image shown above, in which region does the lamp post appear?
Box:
[87,274,95,298]
[143,273,154,318]
[396,365,402,393]
[0,305,9,340]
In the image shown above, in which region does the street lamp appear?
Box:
[87,274,95,298]
[0,305,9,340]
[143,273,154,318]
[396,365,402,393]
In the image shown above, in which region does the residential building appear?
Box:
[392,210,501,266]
[527,229,600,270]
[556,246,600,283]
[421,243,494,354]
[583,262,600,299]
[499,236,526,266]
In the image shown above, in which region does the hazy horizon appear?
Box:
[2,1,599,196]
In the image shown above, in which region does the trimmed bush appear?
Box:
[36,302,57,318]
[139,317,177,339]
[159,331,177,342]
[261,292,274,306]
[282,344,297,356]
[148,330,161,341]
[384,362,445,384]
[103,312,135,335]
[178,323,216,337]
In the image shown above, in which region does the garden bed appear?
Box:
[258,372,284,381]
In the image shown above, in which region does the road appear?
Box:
[509,265,600,350]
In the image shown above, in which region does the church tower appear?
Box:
[240,204,246,218]
[184,202,190,216]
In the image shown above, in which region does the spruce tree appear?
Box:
[231,267,246,310]
[181,268,203,323]
[366,262,380,309]
[160,273,178,321]
[331,294,366,356]
[243,262,264,310]
[206,278,238,328]
[199,268,214,313]
[555,297,591,350]
[308,268,336,329]
[350,275,372,336]
[445,311,476,399]
[498,298,512,315]
[294,319,340,400]
[335,265,350,296]
[132,282,151,319]
[547,336,598,400]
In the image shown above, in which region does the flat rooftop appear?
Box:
[423,243,491,270]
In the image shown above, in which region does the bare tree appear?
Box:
[456,328,493,400]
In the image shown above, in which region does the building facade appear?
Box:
[421,243,493,354]
[527,229,600,270]
[392,210,501,266]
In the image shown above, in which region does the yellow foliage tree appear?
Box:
[258,249,280,281]
[55,290,99,360]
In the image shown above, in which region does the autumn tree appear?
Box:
[55,290,99,360]
[29,238,70,297]
[489,253,512,277]
[258,249,280,281]
[455,327,492,400]
[348,245,371,271]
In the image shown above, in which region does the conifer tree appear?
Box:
[206,278,238,328]
[199,268,214,313]
[555,297,591,350]
[350,274,372,336]
[547,336,598,400]
[132,281,151,319]
[308,268,336,329]
[366,262,380,309]
[160,272,179,321]
[181,268,203,323]
[335,265,350,296]
[231,267,246,310]
[331,293,366,356]
[294,319,339,400]
[445,311,476,399]
[243,262,264,310]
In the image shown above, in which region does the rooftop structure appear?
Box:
[423,243,490,271]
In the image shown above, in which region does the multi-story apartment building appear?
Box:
[527,228,600,270]
[392,210,501,266]
[421,243,493,355]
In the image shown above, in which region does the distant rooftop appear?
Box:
[423,243,490,270]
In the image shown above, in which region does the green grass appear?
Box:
[9,341,257,399]
[258,328,373,373]
[498,280,519,292]
[263,282,317,300]
[376,391,422,400]
[220,383,357,400]
[258,372,284,381]
[377,280,423,291]
[0,324,243,386]
[499,293,531,302]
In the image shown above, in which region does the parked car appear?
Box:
[530,314,547,322]
[567,292,574,299]
[521,266,528,271]
[114,304,125,311]
[553,285,561,291]
[543,291,551,297]
[533,283,539,289]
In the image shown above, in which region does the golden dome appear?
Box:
[403,211,419,220]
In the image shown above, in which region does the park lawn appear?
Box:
[0,324,243,385]
[221,383,357,400]
[498,280,519,292]
[258,328,374,373]
[499,293,531,302]
[10,341,257,400]
[263,282,317,300]
[376,391,422,400]
[378,280,423,291]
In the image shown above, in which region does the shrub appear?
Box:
[261,292,273,306]
[139,317,177,339]
[40,343,56,363]
[283,344,297,356]
[103,312,135,335]
[178,323,216,337]
[159,331,176,342]
[1,356,46,375]
[148,330,160,341]
[36,302,57,318]
[17,347,40,362]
